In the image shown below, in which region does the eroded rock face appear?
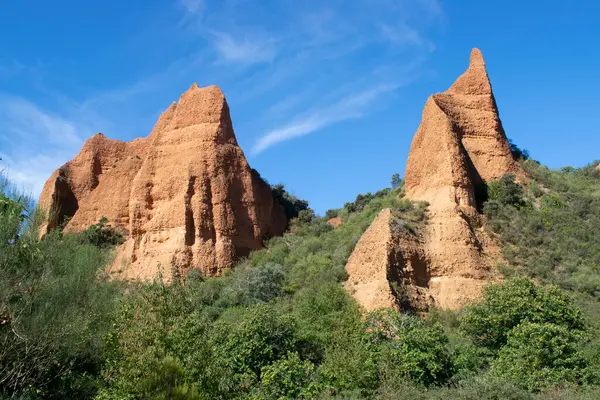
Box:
[404,48,519,308]
[346,49,518,311]
[345,209,432,312]
[39,84,287,281]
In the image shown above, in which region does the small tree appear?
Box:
[486,174,526,209]
[391,173,401,190]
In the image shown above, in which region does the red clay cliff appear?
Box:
[38,84,287,281]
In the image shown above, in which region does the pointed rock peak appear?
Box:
[447,48,492,95]
[469,48,485,68]
[82,132,109,149]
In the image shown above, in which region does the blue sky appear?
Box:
[1,1,599,214]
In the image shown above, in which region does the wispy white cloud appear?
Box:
[211,31,277,65]
[180,0,203,15]
[0,95,96,198]
[252,84,399,155]
[2,0,445,198]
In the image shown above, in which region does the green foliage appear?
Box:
[344,188,392,213]
[391,173,402,189]
[258,352,319,399]
[213,306,298,383]
[509,138,530,161]
[485,160,600,296]
[1,182,119,398]
[460,277,585,351]
[324,208,339,219]
[6,161,600,399]
[365,310,454,387]
[271,183,311,221]
[491,322,589,392]
[486,174,526,209]
[81,217,124,248]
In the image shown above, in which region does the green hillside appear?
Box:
[3,159,600,399]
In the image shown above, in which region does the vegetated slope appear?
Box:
[5,159,600,399]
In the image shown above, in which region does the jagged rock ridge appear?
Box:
[346,48,520,310]
[38,84,287,281]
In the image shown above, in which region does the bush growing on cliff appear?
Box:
[81,216,125,248]
[270,183,311,220]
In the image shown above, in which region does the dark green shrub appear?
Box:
[365,310,454,387]
[271,184,311,220]
[491,322,589,392]
[81,217,124,248]
[486,174,526,208]
[212,305,299,385]
[1,194,119,398]
[258,352,319,399]
[460,278,585,351]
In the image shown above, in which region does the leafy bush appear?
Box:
[271,184,311,220]
[81,216,124,248]
[509,138,530,161]
[258,352,319,399]
[1,185,119,398]
[366,310,454,387]
[491,321,589,392]
[485,160,600,296]
[486,174,526,208]
[460,278,585,351]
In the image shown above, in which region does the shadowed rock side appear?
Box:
[38,84,287,281]
[346,49,518,311]
[345,209,432,312]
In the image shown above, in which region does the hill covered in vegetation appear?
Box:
[3,156,600,399]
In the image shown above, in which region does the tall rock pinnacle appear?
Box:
[403,48,520,308]
[38,84,287,281]
[345,48,521,311]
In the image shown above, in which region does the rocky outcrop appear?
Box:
[38,84,287,281]
[346,49,518,311]
[345,209,432,312]
[404,48,519,308]
[326,216,343,228]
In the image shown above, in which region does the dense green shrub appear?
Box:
[460,277,585,351]
[491,322,589,391]
[366,310,454,387]
[485,160,600,296]
[1,183,120,398]
[270,183,311,220]
[486,174,526,208]
[81,216,125,248]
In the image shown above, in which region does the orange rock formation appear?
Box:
[326,216,343,228]
[346,48,520,310]
[345,209,431,312]
[38,84,287,281]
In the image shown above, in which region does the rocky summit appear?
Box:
[346,48,521,310]
[38,84,287,281]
